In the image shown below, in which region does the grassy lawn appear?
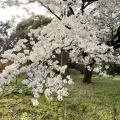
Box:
[0,75,120,120]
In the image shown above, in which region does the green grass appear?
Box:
[0,75,120,120]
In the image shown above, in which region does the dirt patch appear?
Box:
[68,69,80,75]
[0,61,13,71]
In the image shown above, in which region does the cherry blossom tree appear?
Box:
[94,0,120,48]
[0,0,120,106]
[0,0,100,82]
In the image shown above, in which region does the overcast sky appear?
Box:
[0,2,46,25]
[0,2,95,26]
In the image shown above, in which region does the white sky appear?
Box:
[0,2,95,27]
[0,2,47,25]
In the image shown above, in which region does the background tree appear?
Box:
[0,21,11,56]
[94,0,120,76]
[0,21,11,41]
[0,15,52,54]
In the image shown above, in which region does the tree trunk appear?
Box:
[83,68,92,83]
[61,51,69,79]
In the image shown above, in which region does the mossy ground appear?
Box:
[0,75,120,120]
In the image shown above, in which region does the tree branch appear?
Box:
[106,26,120,49]
[76,0,97,16]
[38,1,62,21]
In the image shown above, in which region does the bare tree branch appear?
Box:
[38,1,62,21]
